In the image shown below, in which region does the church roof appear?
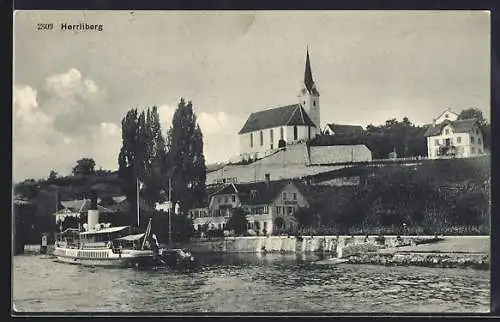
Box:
[303,48,319,95]
[423,118,479,137]
[238,104,316,134]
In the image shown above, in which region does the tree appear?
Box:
[226,207,249,235]
[48,170,58,182]
[458,108,490,151]
[458,108,487,127]
[294,207,315,228]
[118,107,169,216]
[165,98,207,212]
[274,217,285,230]
[170,212,195,242]
[72,158,96,176]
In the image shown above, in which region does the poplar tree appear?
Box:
[166,98,207,212]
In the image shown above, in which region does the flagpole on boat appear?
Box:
[136,177,140,228]
[168,177,172,248]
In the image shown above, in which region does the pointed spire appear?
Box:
[303,46,318,95]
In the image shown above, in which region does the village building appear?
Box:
[238,49,320,161]
[190,176,311,235]
[53,198,115,225]
[53,196,152,226]
[322,123,364,137]
[424,109,485,159]
[213,49,373,185]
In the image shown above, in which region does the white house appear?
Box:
[424,109,485,159]
[238,49,320,160]
[189,177,311,235]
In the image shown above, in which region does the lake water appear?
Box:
[12,253,490,314]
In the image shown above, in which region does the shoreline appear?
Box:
[314,252,489,270]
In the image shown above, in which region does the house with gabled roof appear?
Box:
[322,123,364,137]
[54,198,115,223]
[238,49,321,161]
[423,108,485,159]
[190,175,312,235]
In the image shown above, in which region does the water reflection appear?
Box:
[13,254,489,313]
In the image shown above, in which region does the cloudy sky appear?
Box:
[13,10,490,182]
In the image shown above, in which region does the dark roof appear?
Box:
[239,104,315,134]
[417,124,432,137]
[60,199,115,213]
[325,123,364,136]
[210,180,301,205]
[423,118,479,137]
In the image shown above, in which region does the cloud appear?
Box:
[12,69,121,182]
[157,104,176,130]
[13,85,52,130]
[197,111,243,163]
[13,77,243,182]
[40,68,107,135]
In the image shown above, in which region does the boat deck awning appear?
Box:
[117,233,145,241]
[80,226,129,235]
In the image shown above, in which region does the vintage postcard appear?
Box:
[12,10,491,314]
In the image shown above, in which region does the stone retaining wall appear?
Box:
[184,235,429,254]
[345,252,489,270]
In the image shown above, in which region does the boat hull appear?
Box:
[53,246,155,268]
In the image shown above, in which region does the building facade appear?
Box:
[189,178,310,235]
[424,109,485,159]
[238,49,320,160]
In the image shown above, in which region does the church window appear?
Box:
[303,101,306,106]
[445,129,449,135]
[456,136,461,144]
[280,127,284,140]
[308,127,311,139]
[250,133,253,148]
[470,136,474,144]
[270,129,274,149]
[260,131,263,146]
[313,100,316,107]
[293,126,298,140]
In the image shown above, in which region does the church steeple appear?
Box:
[303,47,319,96]
[298,46,320,135]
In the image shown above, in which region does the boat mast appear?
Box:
[168,177,172,247]
[136,177,140,228]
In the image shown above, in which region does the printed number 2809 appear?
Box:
[37,23,53,31]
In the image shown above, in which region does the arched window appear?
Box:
[260,131,263,146]
[313,100,316,107]
[293,126,298,140]
[250,133,253,148]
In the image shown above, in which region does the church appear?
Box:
[238,49,321,161]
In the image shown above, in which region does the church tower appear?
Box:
[298,47,320,132]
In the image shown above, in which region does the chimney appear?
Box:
[87,190,99,230]
[265,173,270,184]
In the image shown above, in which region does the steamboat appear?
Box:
[53,194,157,268]
[53,183,196,269]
